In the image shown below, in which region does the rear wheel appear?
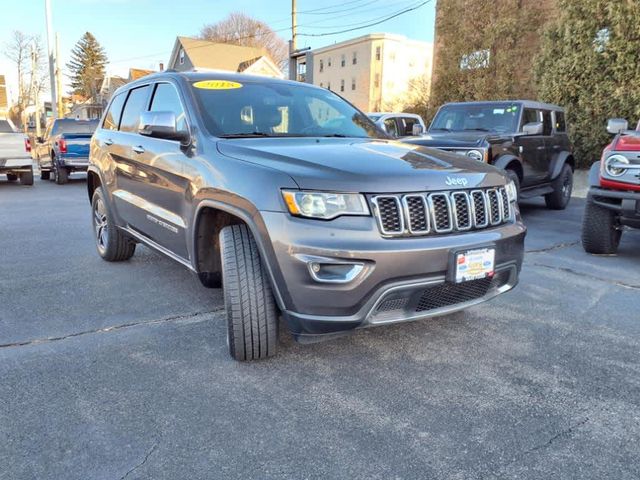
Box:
[581,200,622,254]
[6,174,17,182]
[19,168,34,186]
[220,224,278,361]
[54,160,69,185]
[545,163,573,210]
[91,187,136,261]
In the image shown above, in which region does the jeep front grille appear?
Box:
[371,187,511,237]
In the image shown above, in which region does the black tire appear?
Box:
[40,170,50,180]
[19,168,34,186]
[581,200,622,254]
[54,160,69,185]
[545,163,573,210]
[220,224,278,361]
[505,169,521,201]
[91,187,136,261]
[6,174,17,182]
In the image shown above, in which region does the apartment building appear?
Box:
[306,34,433,112]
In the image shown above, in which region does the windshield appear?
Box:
[191,80,383,139]
[368,114,381,121]
[52,119,99,135]
[430,103,520,133]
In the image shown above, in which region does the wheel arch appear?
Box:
[550,151,575,179]
[494,155,523,181]
[192,199,288,310]
[87,167,102,203]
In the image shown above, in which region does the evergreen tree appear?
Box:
[66,32,108,100]
[535,0,640,168]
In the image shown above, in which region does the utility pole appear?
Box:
[44,0,58,118]
[288,0,297,81]
[55,33,64,117]
[31,43,41,138]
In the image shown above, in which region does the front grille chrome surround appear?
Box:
[371,187,512,237]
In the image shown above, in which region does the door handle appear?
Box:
[133,145,145,154]
[536,146,546,150]
[104,139,113,146]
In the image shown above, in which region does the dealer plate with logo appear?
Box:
[455,248,495,283]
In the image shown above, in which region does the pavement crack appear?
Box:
[120,442,158,480]
[0,308,224,350]
[523,417,589,455]
[526,240,580,254]
[529,262,640,290]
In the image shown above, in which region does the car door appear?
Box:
[516,108,547,186]
[539,110,554,182]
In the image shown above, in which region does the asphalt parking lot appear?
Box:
[1,175,639,480]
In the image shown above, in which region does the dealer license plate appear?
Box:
[455,248,495,283]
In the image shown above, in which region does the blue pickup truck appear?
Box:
[35,118,98,184]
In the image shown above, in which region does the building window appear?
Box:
[351,78,356,90]
[328,57,332,67]
[340,79,345,92]
[374,73,380,88]
[352,52,357,65]
[375,46,381,61]
[460,49,490,69]
[319,59,324,72]
[179,48,185,65]
[341,54,345,67]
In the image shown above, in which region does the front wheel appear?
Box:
[581,200,622,254]
[19,168,34,186]
[545,163,573,210]
[220,224,278,361]
[91,187,136,261]
[6,174,18,182]
[505,169,521,202]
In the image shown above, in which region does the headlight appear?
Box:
[282,190,369,220]
[505,180,518,203]
[466,149,484,161]
[604,154,629,177]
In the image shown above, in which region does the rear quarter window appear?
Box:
[103,93,126,131]
[554,111,566,132]
[542,110,553,136]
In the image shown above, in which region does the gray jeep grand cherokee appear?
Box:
[88,72,526,361]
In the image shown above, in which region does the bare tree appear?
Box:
[4,31,48,126]
[199,12,288,70]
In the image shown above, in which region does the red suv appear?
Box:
[582,118,640,254]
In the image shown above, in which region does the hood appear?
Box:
[404,131,502,148]
[614,133,640,152]
[216,137,507,192]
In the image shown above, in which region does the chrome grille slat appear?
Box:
[371,186,512,237]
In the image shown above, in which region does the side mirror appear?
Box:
[139,111,190,144]
[522,121,543,136]
[411,124,424,136]
[606,118,628,135]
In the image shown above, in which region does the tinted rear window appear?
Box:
[52,119,98,135]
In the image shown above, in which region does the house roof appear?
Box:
[128,68,156,81]
[170,36,280,75]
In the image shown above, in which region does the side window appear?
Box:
[150,83,188,132]
[103,92,126,131]
[554,111,566,132]
[119,85,151,133]
[522,108,539,127]
[384,118,399,137]
[541,110,552,136]
[401,117,417,135]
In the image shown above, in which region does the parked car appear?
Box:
[404,101,575,209]
[88,72,526,361]
[582,118,640,254]
[0,118,33,185]
[34,118,98,184]
[368,112,426,138]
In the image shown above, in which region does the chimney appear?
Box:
[159,62,164,71]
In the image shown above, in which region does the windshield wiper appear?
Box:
[220,132,280,138]
[463,128,491,132]
[430,127,451,132]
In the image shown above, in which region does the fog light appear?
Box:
[307,262,364,283]
[311,262,321,273]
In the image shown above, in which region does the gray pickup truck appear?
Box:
[88,72,526,361]
[0,119,33,185]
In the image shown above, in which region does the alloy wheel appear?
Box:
[93,198,109,254]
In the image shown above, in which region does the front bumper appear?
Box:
[260,211,526,340]
[588,186,640,226]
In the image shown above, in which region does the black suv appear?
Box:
[88,72,525,361]
[405,101,575,209]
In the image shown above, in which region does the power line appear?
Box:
[297,0,431,37]
[299,0,379,16]
[299,0,424,30]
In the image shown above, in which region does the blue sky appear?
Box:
[0,0,436,102]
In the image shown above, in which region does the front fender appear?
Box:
[493,154,521,172]
[588,161,601,187]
